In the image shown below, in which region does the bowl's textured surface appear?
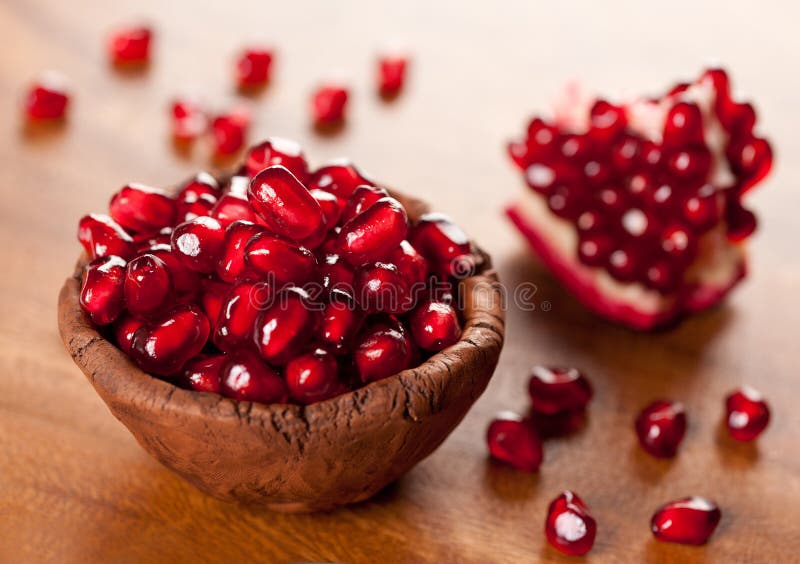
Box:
[58,191,504,512]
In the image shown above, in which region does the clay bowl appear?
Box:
[58,190,505,512]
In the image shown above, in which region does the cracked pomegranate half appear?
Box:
[506,68,773,329]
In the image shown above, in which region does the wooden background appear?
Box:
[1,0,799,562]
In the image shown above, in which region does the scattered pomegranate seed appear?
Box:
[486,411,543,472]
[545,491,597,556]
[353,319,412,383]
[109,184,176,234]
[80,256,127,326]
[220,351,288,403]
[725,386,770,441]
[78,214,135,260]
[24,73,69,120]
[248,165,325,240]
[171,98,207,142]
[130,304,210,376]
[235,48,273,89]
[337,197,409,266]
[211,108,250,155]
[170,216,226,273]
[311,84,348,125]
[124,253,172,317]
[377,54,408,97]
[635,400,687,458]
[409,300,462,352]
[651,497,721,545]
[285,348,344,404]
[254,287,318,365]
[179,355,225,393]
[108,25,152,65]
[528,366,593,415]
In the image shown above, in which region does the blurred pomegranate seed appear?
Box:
[235,48,273,89]
[24,73,69,120]
[528,366,593,415]
[211,108,250,155]
[377,54,408,97]
[651,497,721,545]
[308,160,374,200]
[312,84,348,125]
[171,98,207,142]
[545,491,597,556]
[108,25,152,66]
[486,411,542,472]
[725,386,770,441]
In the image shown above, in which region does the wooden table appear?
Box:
[2,0,798,561]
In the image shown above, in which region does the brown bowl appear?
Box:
[58,190,505,512]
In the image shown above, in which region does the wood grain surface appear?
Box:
[1,0,799,562]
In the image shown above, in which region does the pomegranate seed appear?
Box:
[717,100,756,136]
[124,253,172,316]
[725,386,770,441]
[320,253,355,294]
[211,108,250,155]
[528,366,592,415]
[149,244,201,303]
[78,214,135,260]
[248,165,324,241]
[577,233,614,267]
[607,246,641,282]
[611,136,640,173]
[353,262,411,314]
[213,283,264,352]
[338,197,409,266]
[211,192,258,228]
[377,54,407,97]
[179,355,224,393]
[199,279,230,323]
[645,260,681,294]
[130,304,210,376]
[508,140,533,169]
[725,202,757,242]
[682,185,720,231]
[651,497,721,545]
[410,212,472,277]
[80,256,127,326]
[235,48,273,89]
[286,348,344,404]
[311,84,348,125]
[108,25,152,65]
[353,319,412,383]
[170,216,226,273]
[486,411,542,472]
[245,138,309,181]
[589,99,626,143]
[318,289,364,354]
[310,188,343,228]
[253,287,318,365]
[388,241,429,305]
[526,118,559,159]
[24,73,69,120]
[175,173,219,222]
[109,184,176,234]
[635,400,687,458]
[409,300,461,351]
[308,160,374,200]
[171,97,207,142]
[727,136,773,189]
[245,232,318,287]
[660,224,697,265]
[216,220,265,283]
[113,315,145,354]
[220,350,287,403]
[547,184,586,221]
[667,146,712,182]
[545,491,597,556]
[341,185,390,224]
[663,102,704,148]
[639,141,664,169]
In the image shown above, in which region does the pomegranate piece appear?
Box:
[245,138,309,181]
[253,287,318,365]
[235,48,273,89]
[130,304,210,376]
[213,283,264,352]
[545,491,597,556]
[216,221,265,283]
[486,411,543,472]
[170,216,226,273]
[410,213,473,277]
[179,355,224,393]
[308,160,373,200]
[311,84,348,125]
[245,232,318,287]
[285,348,344,404]
[318,289,364,354]
[635,400,687,458]
[220,351,288,403]
[171,98,207,142]
[175,173,219,222]
[108,25,152,65]
[651,497,721,545]
[409,300,462,352]
[506,68,773,330]
[377,54,408,97]
[24,73,69,120]
[528,366,593,415]
[341,184,390,224]
[109,183,176,234]
[725,386,770,441]
[248,165,325,241]
[80,256,127,326]
[337,197,409,266]
[354,262,411,314]
[124,253,172,316]
[353,319,412,383]
[211,108,250,155]
[78,214,135,260]
[113,315,145,354]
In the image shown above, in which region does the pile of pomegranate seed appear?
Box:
[108,25,152,66]
[635,399,687,458]
[24,73,69,121]
[545,491,597,556]
[651,497,721,545]
[77,138,476,405]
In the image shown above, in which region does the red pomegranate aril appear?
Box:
[353,320,412,383]
[341,184,390,224]
[683,185,721,231]
[338,197,409,267]
[717,98,756,136]
[651,497,721,545]
[211,108,250,155]
[526,118,559,158]
[635,400,687,458]
[245,232,318,287]
[660,224,697,265]
[286,348,343,404]
[727,136,773,189]
[213,283,263,352]
[245,138,309,181]
[109,25,151,65]
[318,289,364,354]
[80,256,127,326]
[596,185,628,217]
[410,213,472,277]
[546,184,585,221]
[725,386,770,441]
[148,244,201,303]
[216,221,265,283]
[199,279,230,324]
[124,253,172,316]
[528,366,592,415]
[235,48,273,89]
[171,97,206,142]
[640,141,664,169]
[545,491,597,556]
[577,233,614,267]
[113,315,145,354]
[377,54,407,97]
[309,162,373,201]
[109,183,176,234]
[667,146,711,181]
[410,300,461,352]
[607,247,641,282]
[645,260,681,294]
[354,262,411,314]
[248,165,324,241]
[130,304,210,376]
[210,192,258,228]
[310,188,343,228]
[589,99,626,143]
[171,216,226,273]
[611,136,640,173]
[253,287,318,365]
[486,411,542,472]
[725,203,757,242]
[220,351,288,403]
[24,73,69,120]
[320,253,355,294]
[388,240,429,289]
[176,173,219,221]
[78,214,135,260]
[179,355,224,393]
[663,102,705,148]
[312,84,348,125]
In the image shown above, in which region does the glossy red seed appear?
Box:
[213,283,264,352]
[639,141,664,169]
[216,221,265,283]
[354,262,411,314]
[248,165,324,241]
[148,244,201,303]
[175,173,219,222]
[211,108,250,155]
[682,185,720,231]
[651,497,721,545]
[486,411,542,472]
[78,214,135,260]
[338,197,409,266]
[353,319,412,383]
[113,315,145,354]
[377,54,407,97]
[171,97,206,142]
[124,253,172,316]
[286,348,344,404]
[210,192,257,228]
[577,233,614,267]
[547,184,585,221]
[341,184,390,224]
[199,279,230,323]
[589,99,626,143]
[388,240,429,290]
[253,287,318,365]
[308,160,373,200]
[667,146,711,182]
[179,355,225,393]
[725,386,770,441]
[130,304,210,376]
[245,138,309,181]
[528,366,593,415]
[717,99,756,136]
[727,136,773,189]
[611,136,640,173]
[508,140,533,169]
[635,400,687,458]
[645,260,681,294]
[80,256,127,326]
[318,290,364,354]
[320,253,356,294]
[24,73,69,120]
[109,26,152,65]
[660,224,697,265]
[545,491,597,556]
[663,102,704,148]
[410,212,472,277]
[170,216,226,273]
[607,247,640,282]
[109,183,176,234]
[526,118,559,159]
[311,84,348,125]
[235,48,273,88]
[410,300,461,351]
[245,232,318,287]
[220,351,287,403]
[310,188,344,228]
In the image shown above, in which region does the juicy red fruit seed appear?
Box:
[725,386,770,441]
[635,400,687,458]
[253,287,319,365]
[220,351,288,403]
[175,174,219,222]
[312,85,348,125]
[285,348,344,404]
[410,300,462,352]
[80,256,127,326]
[389,240,429,288]
[410,213,472,277]
[171,216,226,273]
[213,283,264,352]
[130,304,210,376]
[589,99,626,143]
[171,98,207,142]
[211,192,257,227]
[124,253,172,316]
[245,138,309,181]
[528,366,593,415]
[318,290,364,353]
[651,497,721,545]
[248,165,324,241]
[341,184,389,224]
[310,189,343,228]
[353,320,412,383]
[378,54,407,97]
[320,252,355,294]
[235,48,273,89]
[109,183,176,234]
[338,197,409,266]
[78,214,135,260]
[216,221,265,283]
[25,74,69,120]
[113,315,145,354]
[486,411,542,472]
[308,161,373,199]
[354,262,411,314]
[211,108,250,155]
[109,26,152,65]
[179,355,225,393]
[545,491,597,556]
[245,232,318,287]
